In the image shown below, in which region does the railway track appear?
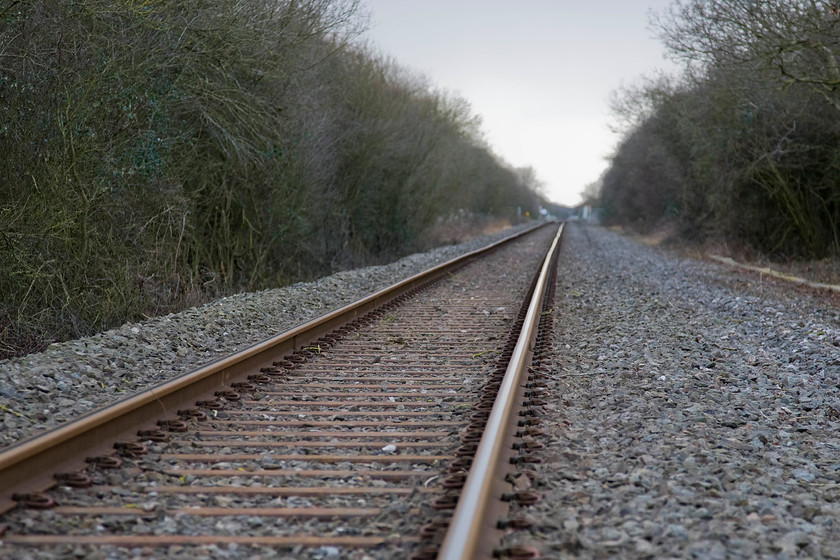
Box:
[0,223,563,559]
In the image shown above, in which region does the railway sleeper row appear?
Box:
[0,223,563,558]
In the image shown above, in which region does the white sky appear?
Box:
[361,0,678,206]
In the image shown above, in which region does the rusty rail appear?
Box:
[0,222,552,514]
[437,223,564,560]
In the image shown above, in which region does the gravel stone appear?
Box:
[503,222,840,558]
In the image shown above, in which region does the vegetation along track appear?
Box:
[0,223,563,559]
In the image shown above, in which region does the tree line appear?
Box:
[600,0,840,259]
[0,0,542,358]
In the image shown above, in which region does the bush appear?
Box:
[602,0,840,258]
[0,0,542,358]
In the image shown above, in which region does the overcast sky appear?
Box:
[361,1,679,206]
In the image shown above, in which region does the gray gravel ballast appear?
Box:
[503,223,840,559]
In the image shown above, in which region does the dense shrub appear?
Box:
[602,1,840,258]
[0,0,541,357]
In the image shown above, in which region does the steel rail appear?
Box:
[437,222,564,560]
[0,222,553,514]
